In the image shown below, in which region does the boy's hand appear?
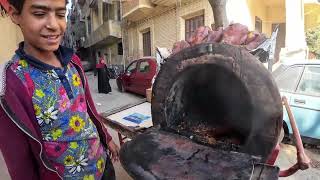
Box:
[108,140,120,162]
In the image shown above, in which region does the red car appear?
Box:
[116,57,157,96]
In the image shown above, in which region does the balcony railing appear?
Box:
[149,0,175,6]
[150,0,192,6]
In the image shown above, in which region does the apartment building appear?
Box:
[121,0,319,63]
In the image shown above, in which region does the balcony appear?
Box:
[84,20,122,48]
[122,0,155,21]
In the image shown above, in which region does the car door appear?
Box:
[274,65,304,135]
[122,61,138,92]
[289,65,320,140]
[135,59,153,95]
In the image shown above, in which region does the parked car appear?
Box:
[273,60,320,144]
[116,57,157,96]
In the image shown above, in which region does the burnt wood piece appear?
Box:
[151,43,283,160]
[120,130,279,180]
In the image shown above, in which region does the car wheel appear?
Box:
[117,81,125,92]
[282,122,292,144]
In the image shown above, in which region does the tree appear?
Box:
[306,26,320,59]
[208,0,228,29]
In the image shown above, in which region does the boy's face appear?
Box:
[10,0,67,52]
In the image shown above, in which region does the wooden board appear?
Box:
[106,102,153,129]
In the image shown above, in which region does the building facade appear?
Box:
[122,0,214,63]
[81,0,122,67]
[121,0,319,64]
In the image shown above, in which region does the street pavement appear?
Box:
[86,72,145,114]
[1,72,320,179]
[276,144,320,180]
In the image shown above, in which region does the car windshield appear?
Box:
[126,62,137,73]
[297,66,320,96]
[274,65,303,92]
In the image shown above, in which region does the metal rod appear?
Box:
[279,96,311,177]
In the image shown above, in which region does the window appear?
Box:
[139,61,150,73]
[143,31,151,56]
[275,66,303,92]
[255,16,262,33]
[118,42,123,55]
[103,2,112,21]
[87,16,92,34]
[297,66,320,96]
[116,1,121,21]
[126,62,137,73]
[185,15,204,40]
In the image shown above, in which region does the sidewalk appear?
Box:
[86,72,144,114]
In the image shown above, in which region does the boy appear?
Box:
[0,0,120,179]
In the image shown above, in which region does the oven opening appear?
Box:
[165,64,253,150]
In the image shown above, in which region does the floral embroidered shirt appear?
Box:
[11,44,107,180]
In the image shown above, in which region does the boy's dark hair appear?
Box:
[7,0,24,14]
[8,0,69,14]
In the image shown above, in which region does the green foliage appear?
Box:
[306,26,320,59]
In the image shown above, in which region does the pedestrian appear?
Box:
[0,0,119,180]
[96,53,112,94]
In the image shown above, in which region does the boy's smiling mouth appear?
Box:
[41,34,61,43]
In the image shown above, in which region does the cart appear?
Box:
[100,27,310,178]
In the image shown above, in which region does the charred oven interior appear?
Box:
[165,64,252,149]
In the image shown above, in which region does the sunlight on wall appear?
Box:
[226,0,253,30]
[0,17,23,63]
[304,4,320,30]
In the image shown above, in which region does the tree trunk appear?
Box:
[208,0,228,29]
